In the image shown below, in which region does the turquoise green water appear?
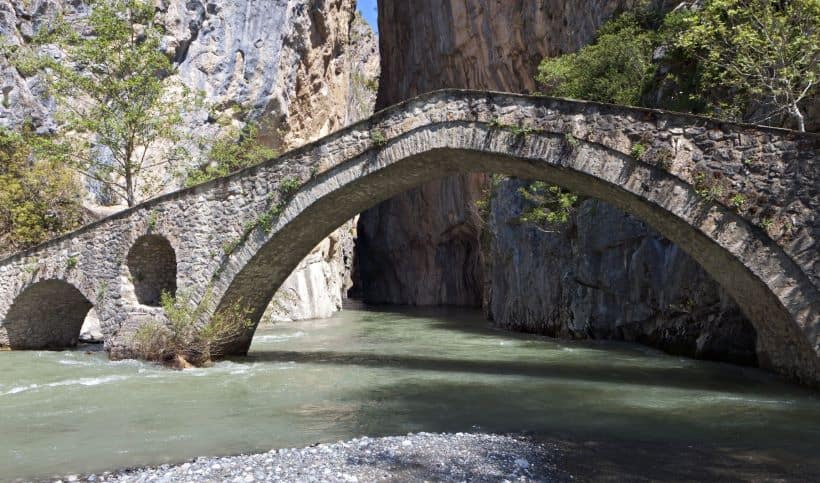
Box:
[0,308,818,481]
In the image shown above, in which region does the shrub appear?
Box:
[132,289,253,368]
[279,177,302,199]
[370,129,387,147]
[186,123,278,187]
[536,12,657,106]
[517,181,580,231]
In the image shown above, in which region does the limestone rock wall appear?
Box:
[0,0,379,321]
[359,0,759,363]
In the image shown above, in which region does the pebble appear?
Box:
[65,433,567,482]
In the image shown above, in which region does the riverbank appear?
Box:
[58,433,567,482]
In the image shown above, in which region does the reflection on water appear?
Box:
[0,307,818,480]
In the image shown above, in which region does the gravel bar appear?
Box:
[57,433,569,482]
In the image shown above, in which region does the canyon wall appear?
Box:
[357,0,758,364]
[0,0,379,321]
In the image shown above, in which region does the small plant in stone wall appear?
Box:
[630,142,647,160]
[279,176,301,198]
[564,132,580,152]
[66,256,78,270]
[96,281,109,301]
[488,117,540,141]
[218,176,304,261]
[693,171,725,202]
[644,147,674,170]
[131,288,253,368]
[370,129,387,147]
[147,211,158,231]
[730,193,746,211]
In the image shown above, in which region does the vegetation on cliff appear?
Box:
[185,122,277,187]
[514,0,818,232]
[0,128,84,255]
[5,0,195,207]
[537,0,818,130]
[676,0,818,131]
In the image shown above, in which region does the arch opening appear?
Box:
[2,280,93,350]
[127,235,177,306]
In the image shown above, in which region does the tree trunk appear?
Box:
[793,104,805,132]
[125,172,135,207]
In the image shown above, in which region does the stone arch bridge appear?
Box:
[0,91,817,385]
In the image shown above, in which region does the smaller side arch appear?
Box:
[1,279,93,350]
[126,234,178,306]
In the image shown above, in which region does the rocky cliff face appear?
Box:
[356,0,649,307]
[358,0,758,364]
[0,0,379,320]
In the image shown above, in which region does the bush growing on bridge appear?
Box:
[132,289,253,368]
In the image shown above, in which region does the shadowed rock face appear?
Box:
[358,0,649,308]
[357,0,762,365]
[0,91,816,385]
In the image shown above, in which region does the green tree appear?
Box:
[9,0,193,207]
[0,128,84,254]
[185,122,277,187]
[536,12,658,106]
[676,0,819,131]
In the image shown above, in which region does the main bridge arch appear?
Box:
[209,101,817,386]
[0,91,816,385]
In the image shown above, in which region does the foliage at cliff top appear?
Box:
[5,0,196,207]
[0,128,84,256]
[676,0,818,131]
[536,11,658,107]
[537,0,819,131]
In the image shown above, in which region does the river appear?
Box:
[1,307,818,481]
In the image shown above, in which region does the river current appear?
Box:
[1,308,818,481]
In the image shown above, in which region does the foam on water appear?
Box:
[2,375,130,397]
[252,331,306,344]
